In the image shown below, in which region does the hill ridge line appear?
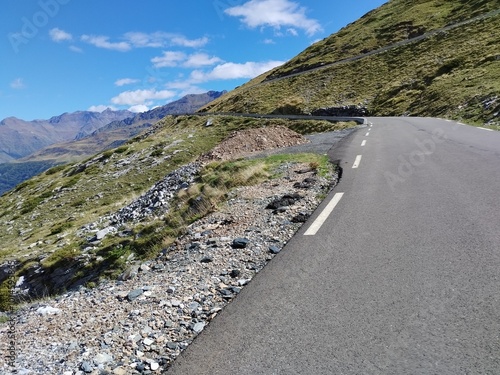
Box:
[261,8,500,84]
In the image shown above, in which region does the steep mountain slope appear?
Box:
[201,0,500,127]
[0,109,134,163]
[0,114,348,305]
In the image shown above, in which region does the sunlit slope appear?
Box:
[201,0,500,126]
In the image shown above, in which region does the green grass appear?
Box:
[267,0,499,79]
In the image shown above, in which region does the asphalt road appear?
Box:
[167,117,500,375]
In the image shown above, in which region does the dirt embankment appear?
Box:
[198,125,309,163]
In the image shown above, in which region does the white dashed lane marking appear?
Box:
[352,155,362,169]
[361,140,367,146]
[304,193,345,236]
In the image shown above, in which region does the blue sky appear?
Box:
[1,0,387,121]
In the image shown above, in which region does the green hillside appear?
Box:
[202,0,500,128]
[0,115,346,308]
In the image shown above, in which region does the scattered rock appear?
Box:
[151,361,160,371]
[269,246,281,254]
[120,265,139,281]
[231,238,250,249]
[36,306,61,316]
[127,288,144,301]
[291,212,310,223]
[107,163,201,226]
[94,352,113,365]
[193,322,205,333]
[3,161,338,374]
[166,286,176,294]
[167,342,178,350]
[266,193,302,209]
[293,177,317,189]
[80,361,93,373]
[113,367,128,375]
[95,226,116,241]
[200,256,213,263]
[229,269,241,278]
[140,263,151,272]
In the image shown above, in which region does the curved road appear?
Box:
[167,117,500,374]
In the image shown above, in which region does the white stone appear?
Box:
[94,352,113,364]
[113,367,127,375]
[193,322,205,333]
[36,306,61,316]
[15,276,25,288]
[150,362,159,371]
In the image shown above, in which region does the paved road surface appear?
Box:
[167,117,500,374]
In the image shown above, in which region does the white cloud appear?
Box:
[115,78,140,87]
[49,28,73,42]
[79,31,209,52]
[111,89,176,106]
[170,35,209,48]
[263,38,276,44]
[184,53,223,68]
[165,81,207,97]
[190,60,284,82]
[287,28,298,36]
[151,51,223,69]
[81,35,131,52]
[225,0,322,36]
[151,51,187,68]
[123,32,209,48]
[88,105,117,112]
[123,32,166,48]
[165,81,197,90]
[69,45,83,53]
[10,78,26,89]
[128,104,149,113]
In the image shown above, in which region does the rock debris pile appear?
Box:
[108,163,201,226]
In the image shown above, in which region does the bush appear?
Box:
[45,165,66,176]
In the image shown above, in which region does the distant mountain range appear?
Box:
[0,90,226,195]
[0,109,134,163]
[22,90,226,163]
